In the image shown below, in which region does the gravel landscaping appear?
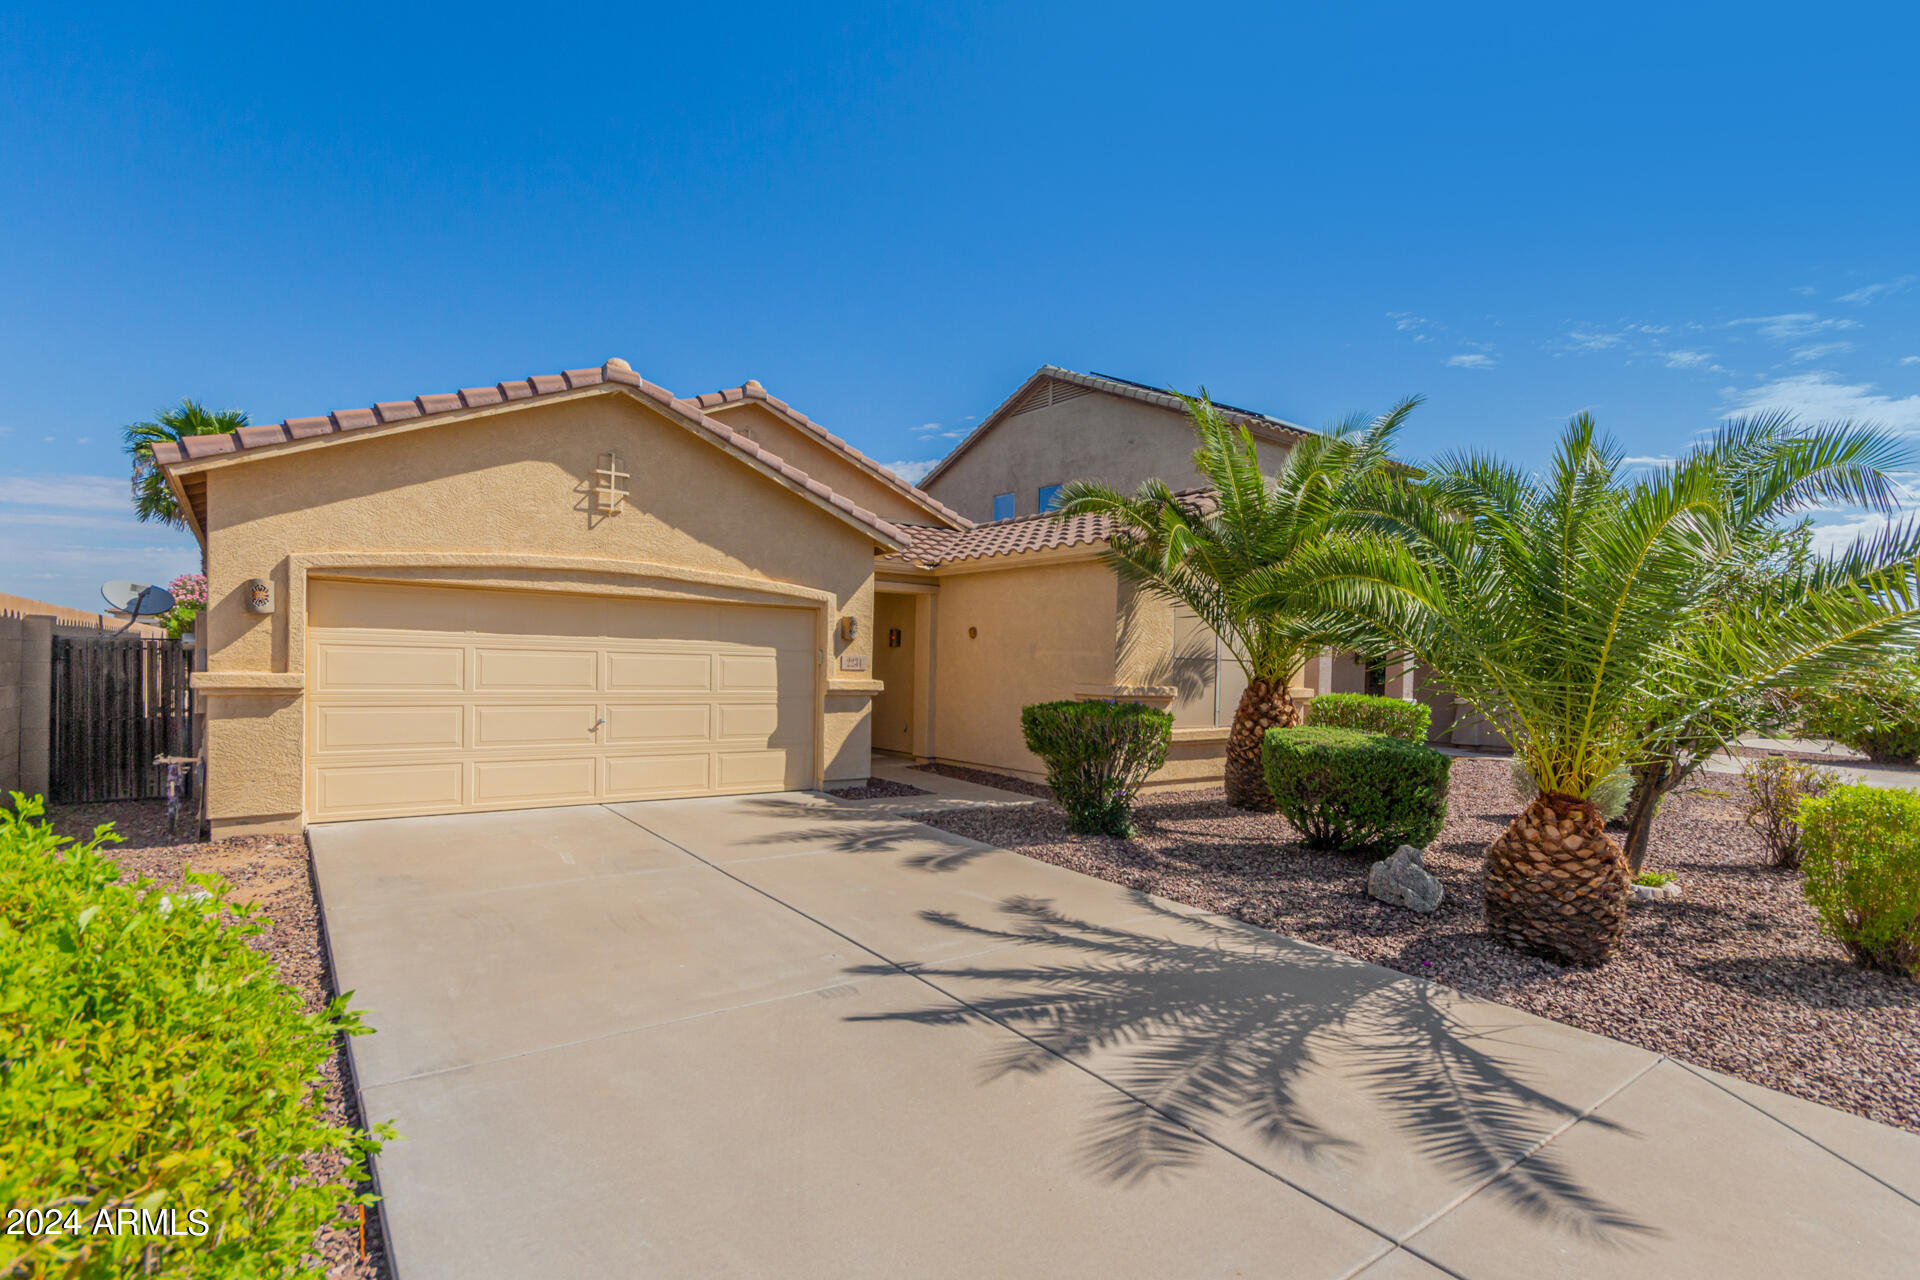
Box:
[909,756,1920,1134]
[913,761,1054,798]
[48,801,389,1280]
[824,776,933,800]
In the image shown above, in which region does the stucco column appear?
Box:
[18,616,52,798]
[911,592,936,761]
[1392,658,1416,702]
[1315,649,1334,695]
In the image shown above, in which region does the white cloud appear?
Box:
[3,474,129,510]
[1562,329,1625,352]
[1806,513,1901,555]
[1901,356,1920,366]
[1388,312,1428,332]
[1788,341,1854,363]
[1790,285,1819,296]
[1622,454,1678,467]
[1836,275,1916,305]
[1445,353,1495,369]
[1726,313,1861,342]
[912,422,966,439]
[882,459,939,484]
[1721,372,1920,432]
[1664,350,1717,369]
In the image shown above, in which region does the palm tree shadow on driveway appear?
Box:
[845,897,1657,1247]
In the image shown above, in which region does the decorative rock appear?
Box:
[1368,844,1445,914]
[1630,880,1682,903]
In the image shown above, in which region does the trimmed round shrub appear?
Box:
[1263,726,1451,854]
[1304,692,1432,743]
[1022,700,1174,837]
[1796,785,1920,978]
[0,795,387,1277]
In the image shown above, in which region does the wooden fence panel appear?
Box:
[49,633,193,804]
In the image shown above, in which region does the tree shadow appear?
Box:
[848,897,1657,1245]
[709,796,1000,870]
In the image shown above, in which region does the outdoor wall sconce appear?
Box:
[968,626,978,639]
[839,616,858,642]
[244,578,275,614]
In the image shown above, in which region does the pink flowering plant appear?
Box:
[160,572,207,639]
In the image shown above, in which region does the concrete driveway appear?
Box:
[310,790,1920,1280]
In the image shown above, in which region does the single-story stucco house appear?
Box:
[154,359,1432,838]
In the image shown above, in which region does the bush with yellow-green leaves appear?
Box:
[0,794,387,1278]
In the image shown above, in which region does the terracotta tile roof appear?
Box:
[889,488,1214,568]
[919,365,1310,490]
[694,380,972,529]
[149,359,908,549]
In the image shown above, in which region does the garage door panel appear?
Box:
[316,760,465,814]
[307,583,819,821]
[716,749,802,791]
[472,756,598,803]
[473,704,600,749]
[604,753,712,798]
[317,643,466,693]
[474,647,598,692]
[605,651,712,693]
[314,704,465,754]
[605,703,712,743]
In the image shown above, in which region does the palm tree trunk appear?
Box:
[1224,676,1298,810]
[1620,760,1671,873]
[1485,792,1630,966]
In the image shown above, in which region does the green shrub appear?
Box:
[1304,692,1432,742]
[1739,756,1840,869]
[1022,701,1174,837]
[1263,726,1451,854]
[1798,658,1920,763]
[0,794,386,1278]
[1796,785,1920,979]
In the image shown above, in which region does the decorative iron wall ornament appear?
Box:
[593,452,630,515]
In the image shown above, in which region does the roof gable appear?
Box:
[153,359,908,550]
[695,381,971,529]
[918,365,1308,490]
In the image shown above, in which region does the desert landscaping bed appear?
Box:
[910,756,1920,1133]
[47,801,389,1280]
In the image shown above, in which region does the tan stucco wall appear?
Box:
[195,390,881,831]
[926,559,1120,777]
[705,400,946,528]
[924,386,1294,523]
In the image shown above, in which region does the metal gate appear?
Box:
[49,633,193,804]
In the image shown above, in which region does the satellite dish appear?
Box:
[101,581,176,635]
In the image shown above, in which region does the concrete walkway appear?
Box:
[310,794,1920,1280]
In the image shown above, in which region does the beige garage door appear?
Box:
[306,579,817,822]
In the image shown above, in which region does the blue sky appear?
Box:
[3,2,1917,610]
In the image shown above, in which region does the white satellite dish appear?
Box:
[101,580,176,634]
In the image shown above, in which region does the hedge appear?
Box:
[0,794,386,1278]
[1263,726,1451,854]
[1022,700,1173,837]
[1797,785,1920,978]
[1304,692,1431,743]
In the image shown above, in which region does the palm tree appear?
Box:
[1055,392,1420,810]
[1286,415,1920,965]
[125,399,249,527]
[1617,416,1916,869]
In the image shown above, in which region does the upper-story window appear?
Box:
[1037,483,1065,512]
[992,492,1016,521]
